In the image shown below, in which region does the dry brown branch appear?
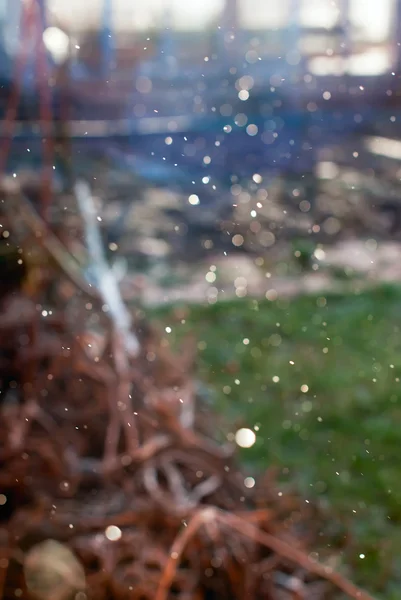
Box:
[0,177,376,600]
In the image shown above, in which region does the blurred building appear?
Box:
[0,0,398,76]
[0,0,399,123]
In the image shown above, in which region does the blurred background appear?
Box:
[2,0,401,597]
[2,0,401,285]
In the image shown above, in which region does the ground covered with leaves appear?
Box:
[156,284,401,600]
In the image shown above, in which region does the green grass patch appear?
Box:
[153,284,401,598]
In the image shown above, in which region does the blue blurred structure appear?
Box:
[0,0,400,195]
[0,0,398,122]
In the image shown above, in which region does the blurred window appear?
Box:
[305,0,396,76]
[170,0,224,30]
[348,47,393,74]
[127,0,224,31]
[238,0,290,30]
[299,0,340,29]
[49,0,224,32]
[349,0,395,43]
[299,33,343,56]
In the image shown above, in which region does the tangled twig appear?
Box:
[155,509,375,600]
[0,123,377,600]
[0,200,377,600]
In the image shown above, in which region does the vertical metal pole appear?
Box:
[0,0,6,52]
[338,0,351,60]
[286,0,302,93]
[4,0,22,57]
[220,0,239,66]
[36,0,47,31]
[223,0,238,30]
[100,0,115,78]
[0,0,34,173]
[287,0,300,56]
[160,2,175,61]
[34,0,54,221]
[394,0,401,71]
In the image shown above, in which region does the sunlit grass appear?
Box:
[154,284,401,599]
